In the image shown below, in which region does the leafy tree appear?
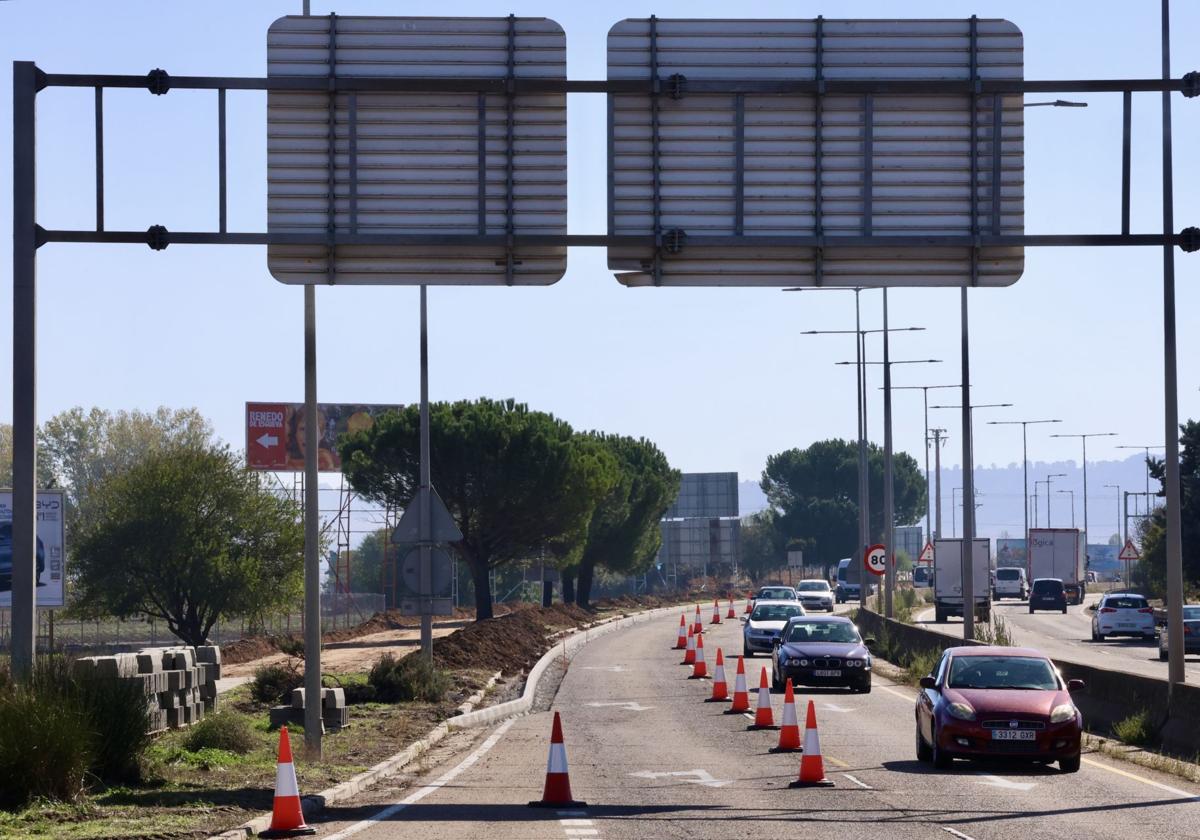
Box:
[339,399,617,619]
[0,422,56,488]
[739,510,788,583]
[1136,420,1199,596]
[761,439,925,576]
[569,434,679,608]
[71,444,304,645]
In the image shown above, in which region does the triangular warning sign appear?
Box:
[392,486,463,544]
[1118,538,1140,562]
[919,541,935,563]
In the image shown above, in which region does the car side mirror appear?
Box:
[863,638,877,650]
[773,638,782,647]
[739,616,748,623]
[1067,679,1085,692]
[919,676,937,690]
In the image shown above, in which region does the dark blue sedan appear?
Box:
[772,615,875,694]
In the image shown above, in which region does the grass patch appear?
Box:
[1084,734,1200,784]
[1113,709,1155,746]
[182,709,256,755]
[250,659,303,706]
[973,615,1015,646]
[894,588,919,624]
[369,654,451,703]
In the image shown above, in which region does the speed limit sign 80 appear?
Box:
[864,543,888,576]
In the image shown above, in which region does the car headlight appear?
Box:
[847,659,859,667]
[1050,704,1077,724]
[798,659,808,667]
[947,702,976,721]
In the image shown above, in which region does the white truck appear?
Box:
[1027,528,1085,606]
[933,538,991,623]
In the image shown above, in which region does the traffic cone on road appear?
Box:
[258,726,316,838]
[529,712,588,807]
[725,655,750,714]
[682,625,696,665]
[726,597,736,619]
[689,632,709,679]
[770,679,802,752]
[747,667,777,730]
[744,595,753,615]
[711,599,722,624]
[675,614,688,649]
[706,648,729,701]
[789,700,835,787]
[693,604,704,635]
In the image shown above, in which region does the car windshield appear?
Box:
[1105,596,1148,609]
[759,588,795,600]
[948,656,1058,690]
[1184,607,1200,620]
[786,621,860,644]
[751,604,803,622]
[797,581,830,592]
[996,568,1021,580]
[1032,580,1062,594]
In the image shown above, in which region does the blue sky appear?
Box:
[1,0,1197,515]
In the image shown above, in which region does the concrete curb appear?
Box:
[210,601,701,839]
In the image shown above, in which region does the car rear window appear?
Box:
[1105,596,1148,610]
[786,621,860,644]
[760,588,795,600]
[996,568,1021,580]
[797,582,830,592]
[948,655,1058,690]
[751,604,803,622]
[1032,579,1063,594]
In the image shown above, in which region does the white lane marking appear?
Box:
[563,831,598,837]
[556,810,588,816]
[1081,757,1200,801]
[582,665,627,672]
[629,769,732,788]
[842,773,872,789]
[942,828,978,840]
[585,701,654,712]
[319,717,517,840]
[975,773,1037,792]
[742,712,754,720]
[823,703,855,713]
[881,685,915,702]
[560,819,593,826]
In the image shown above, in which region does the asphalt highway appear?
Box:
[312,607,1200,839]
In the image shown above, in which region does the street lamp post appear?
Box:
[1104,483,1121,581]
[986,419,1062,558]
[1115,444,1164,519]
[1051,432,1118,563]
[1057,489,1076,528]
[1041,473,1067,525]
[890,384,961,558]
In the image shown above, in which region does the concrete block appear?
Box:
[196,645,222,665]
[291,688,306,709]
[135,652,162,674]
[200,681,218,700]
[184,667,198,689]
[167,670,186,692]
[198,662,221,683]
[167,707,183,728]
[322,687,346,709]
[269,705,299,730]
[322,706,349,732]
[203,696,220,714]
[159,691,179,710]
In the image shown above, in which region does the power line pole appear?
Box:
[930,428,947,541]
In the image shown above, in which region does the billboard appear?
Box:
[657,518,740,574]
[996,538,1027,568]
[0,490,66,608]
[1087,544,1120,574]
[608,18,1024,288]
[245,403,402,471]
[664,472,739,519]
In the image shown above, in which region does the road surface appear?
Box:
[309,607,1200,839]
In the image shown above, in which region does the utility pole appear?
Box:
[930,428,947,540]
[1051,432,1117,570]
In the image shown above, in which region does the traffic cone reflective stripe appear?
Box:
[726,598,736,619]
[690,632,708,678]
[749,667,777,729]
[258,726,316,838]
[707,648,729,701]
[771,679,802,752]
[675,614,688,649]
[790,700,835,787]
[682,626,696,665]
[693,604,703,635]
[744,595,753,614]
[726,655,750,713]
[711,599,722,624]
[530,712,587,807]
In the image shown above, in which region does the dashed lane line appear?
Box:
[842,773,872,789]
[1080,757,1200,801]
[941,828,978,840]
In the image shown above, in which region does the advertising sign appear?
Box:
[0,489,66,608]
[245,402,402,471]
[996,538,1027,568]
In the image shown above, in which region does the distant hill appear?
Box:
[739,480,768,517]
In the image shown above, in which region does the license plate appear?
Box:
[814,669,842,677]
[991,730,1036,741]
[1118,623,1134,627]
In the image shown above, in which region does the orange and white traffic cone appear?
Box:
[747,667,777,730]
[258,726,316,838]
[674,614,688,649]
[693,604,704,635]
[744,595,753,615]
[711,599,722,624]
[682,625,696,665]
[770,679,802,752]
[725,655,750,714]
[789,700,835,787]
[689,632,708,679]
[706,648,729,701]
[726,597,736,619]
[529,712,588,807]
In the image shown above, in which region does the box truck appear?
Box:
[1027,528,1085,606]
[933,538,991,623]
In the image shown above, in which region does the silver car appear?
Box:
[795,579,835,612]
[1158,605,1200,661]
[742,600,805,658]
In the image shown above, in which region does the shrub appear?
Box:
[275,635,304,657]
[369,653,450,703]
[183,709,257,755]
[0,675,94,807]
[251,659,304,706]
[76,672,150,784]
[1113,709,1154,746]
[901,649,942,687]
[325,673,377,705]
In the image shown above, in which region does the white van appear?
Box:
[992,566,1029,600]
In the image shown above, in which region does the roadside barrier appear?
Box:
[675,614,688,649]
[748,667,777,729]
[693,604,704,636]
[789,700,834,787]
[726,655,750,713]
[258,726,316,838]
[706,648,729,701]
[689,632,709,679]
[711,599,722,624]
[529,711,587,808]
[726,598,736,619]
[682,625,696,665]
[770,679,802,752]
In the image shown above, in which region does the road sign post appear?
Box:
[1118,538,1140,588]
[864,544,887,578]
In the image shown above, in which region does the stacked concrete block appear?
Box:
[270,686,349,732]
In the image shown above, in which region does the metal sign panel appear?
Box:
[392,486,464,544]
[607,18,1024,287]
[245,402,401,471]
[663,472,739,519]
[400,546,454,596]
[267,15,567,285]
[657,517,740,571]
[0,490,66,609]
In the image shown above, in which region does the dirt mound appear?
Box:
[432,604,592,675]
[221,635,279,665]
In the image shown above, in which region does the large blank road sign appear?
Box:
[267,16,566,285]
[608,18,1024,287]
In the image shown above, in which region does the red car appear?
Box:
[915,646,1084,773]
